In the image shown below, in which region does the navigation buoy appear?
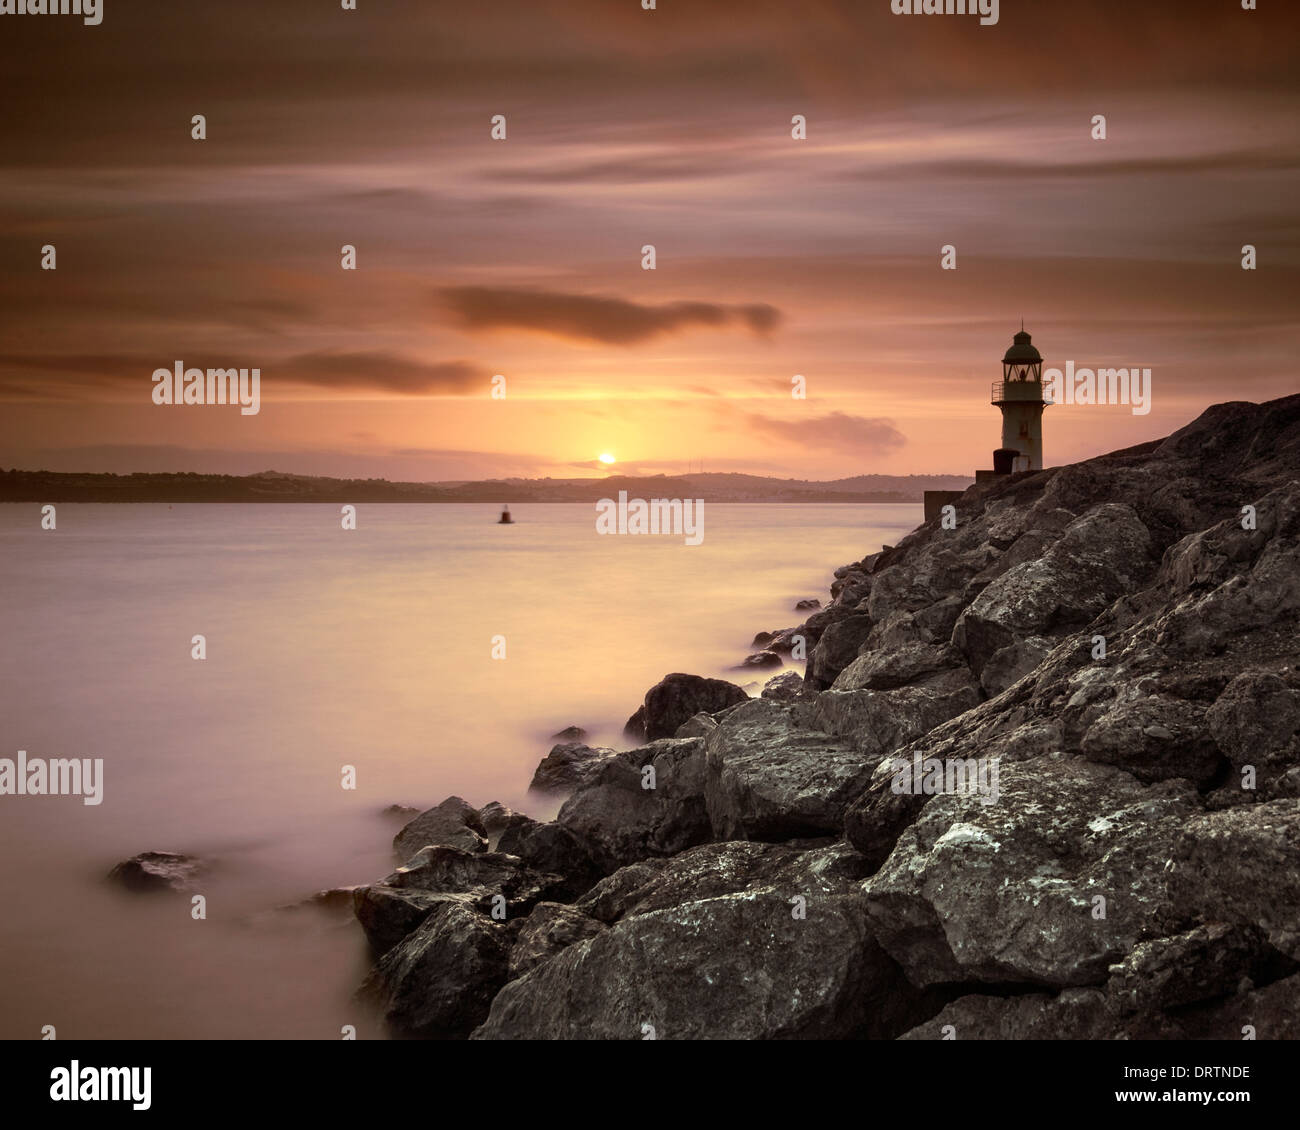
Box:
[498,505,514,524]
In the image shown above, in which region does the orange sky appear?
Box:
[1,0,1296,480]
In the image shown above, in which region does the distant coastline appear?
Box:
[0,469,973,505]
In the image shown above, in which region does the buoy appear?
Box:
[498,505,514,524]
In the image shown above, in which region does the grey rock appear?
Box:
[508,902,606,979]
[761,670,804,700]
[863,758,1194,988]
[704,698,877,841]
[623,673,750,741]
[393,796,487,862]
[557,738,711,873]
[359,900,509,1038]
[528,742,618,794]
[108,851,205,893]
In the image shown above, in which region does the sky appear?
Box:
[0,0,1296,481]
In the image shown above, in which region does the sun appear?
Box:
[598,453,616,465]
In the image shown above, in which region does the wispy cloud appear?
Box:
[440,286,781,345]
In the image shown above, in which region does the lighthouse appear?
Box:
[991,325,1047,471]
[921,325,1050,523]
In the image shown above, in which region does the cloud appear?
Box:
[742,411,906,454]
[0,351,488,400]
[440,286,782,345]
[275,352,486,394]
[839,149,1300,184]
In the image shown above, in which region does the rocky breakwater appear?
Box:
[349,393,1300,1039]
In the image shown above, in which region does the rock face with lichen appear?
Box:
[350,394,1300,1039]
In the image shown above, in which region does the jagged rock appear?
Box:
[1080,694,1224,786]
[1206,670,1300,781]
[556,738,710,873]
[550,725,589,742]
[393,796,487,862]
[476,801,534,851]
[573,859,670,922]
[623,673,750,741]
[735,650,782,670]
[495,814,541,856]
[1127,972,1300,1040]
[863,757,1195,988]
[1168,799,1300,960]
[795,598,821,611]
[1106,924,1267,1014]
[979,635,1054,696]
[813,670,981,759]
[806,614,873,690]
[472,841,926,1040]
[107,851,204,893]
[528,742,618,794]
[352,845,563,955]
[833,641,964,692]
[359,900,509,1038]
[673,712,718,738]
[761,670,803,700]
[765,627,805,655]
[952,503,1155,678]
[495,821,600,901]
[508,902,606,979]
[899,989,1111,1040]
[704,698,877,840]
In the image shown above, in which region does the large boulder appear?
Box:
[353,845,563,955]
[528,742,618,794]
[1079,694,1224,786]
[489,821,600,901]
[1168,799,1300,960]
[556,738,711,873]
[761,670,804,701]
[832,642,964,692]
[1206,670,1300,784]
[805,614,873,691]
[472,841,926,1040]
[952,503,1154,677]
[863,757,1195,988]
[813,671,981,760]
[359,901,509,1038]
[392,796,487,862]
[703,698,877,841]
[623,673,750,741]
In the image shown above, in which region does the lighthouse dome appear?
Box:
[1003,329,1042,364]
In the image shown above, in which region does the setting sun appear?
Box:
[598,453,616,465]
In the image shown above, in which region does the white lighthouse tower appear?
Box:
[991,324,1047,471]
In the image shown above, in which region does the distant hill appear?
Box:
[0,468,973,504]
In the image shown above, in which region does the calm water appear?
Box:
[0,502,919,1039]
